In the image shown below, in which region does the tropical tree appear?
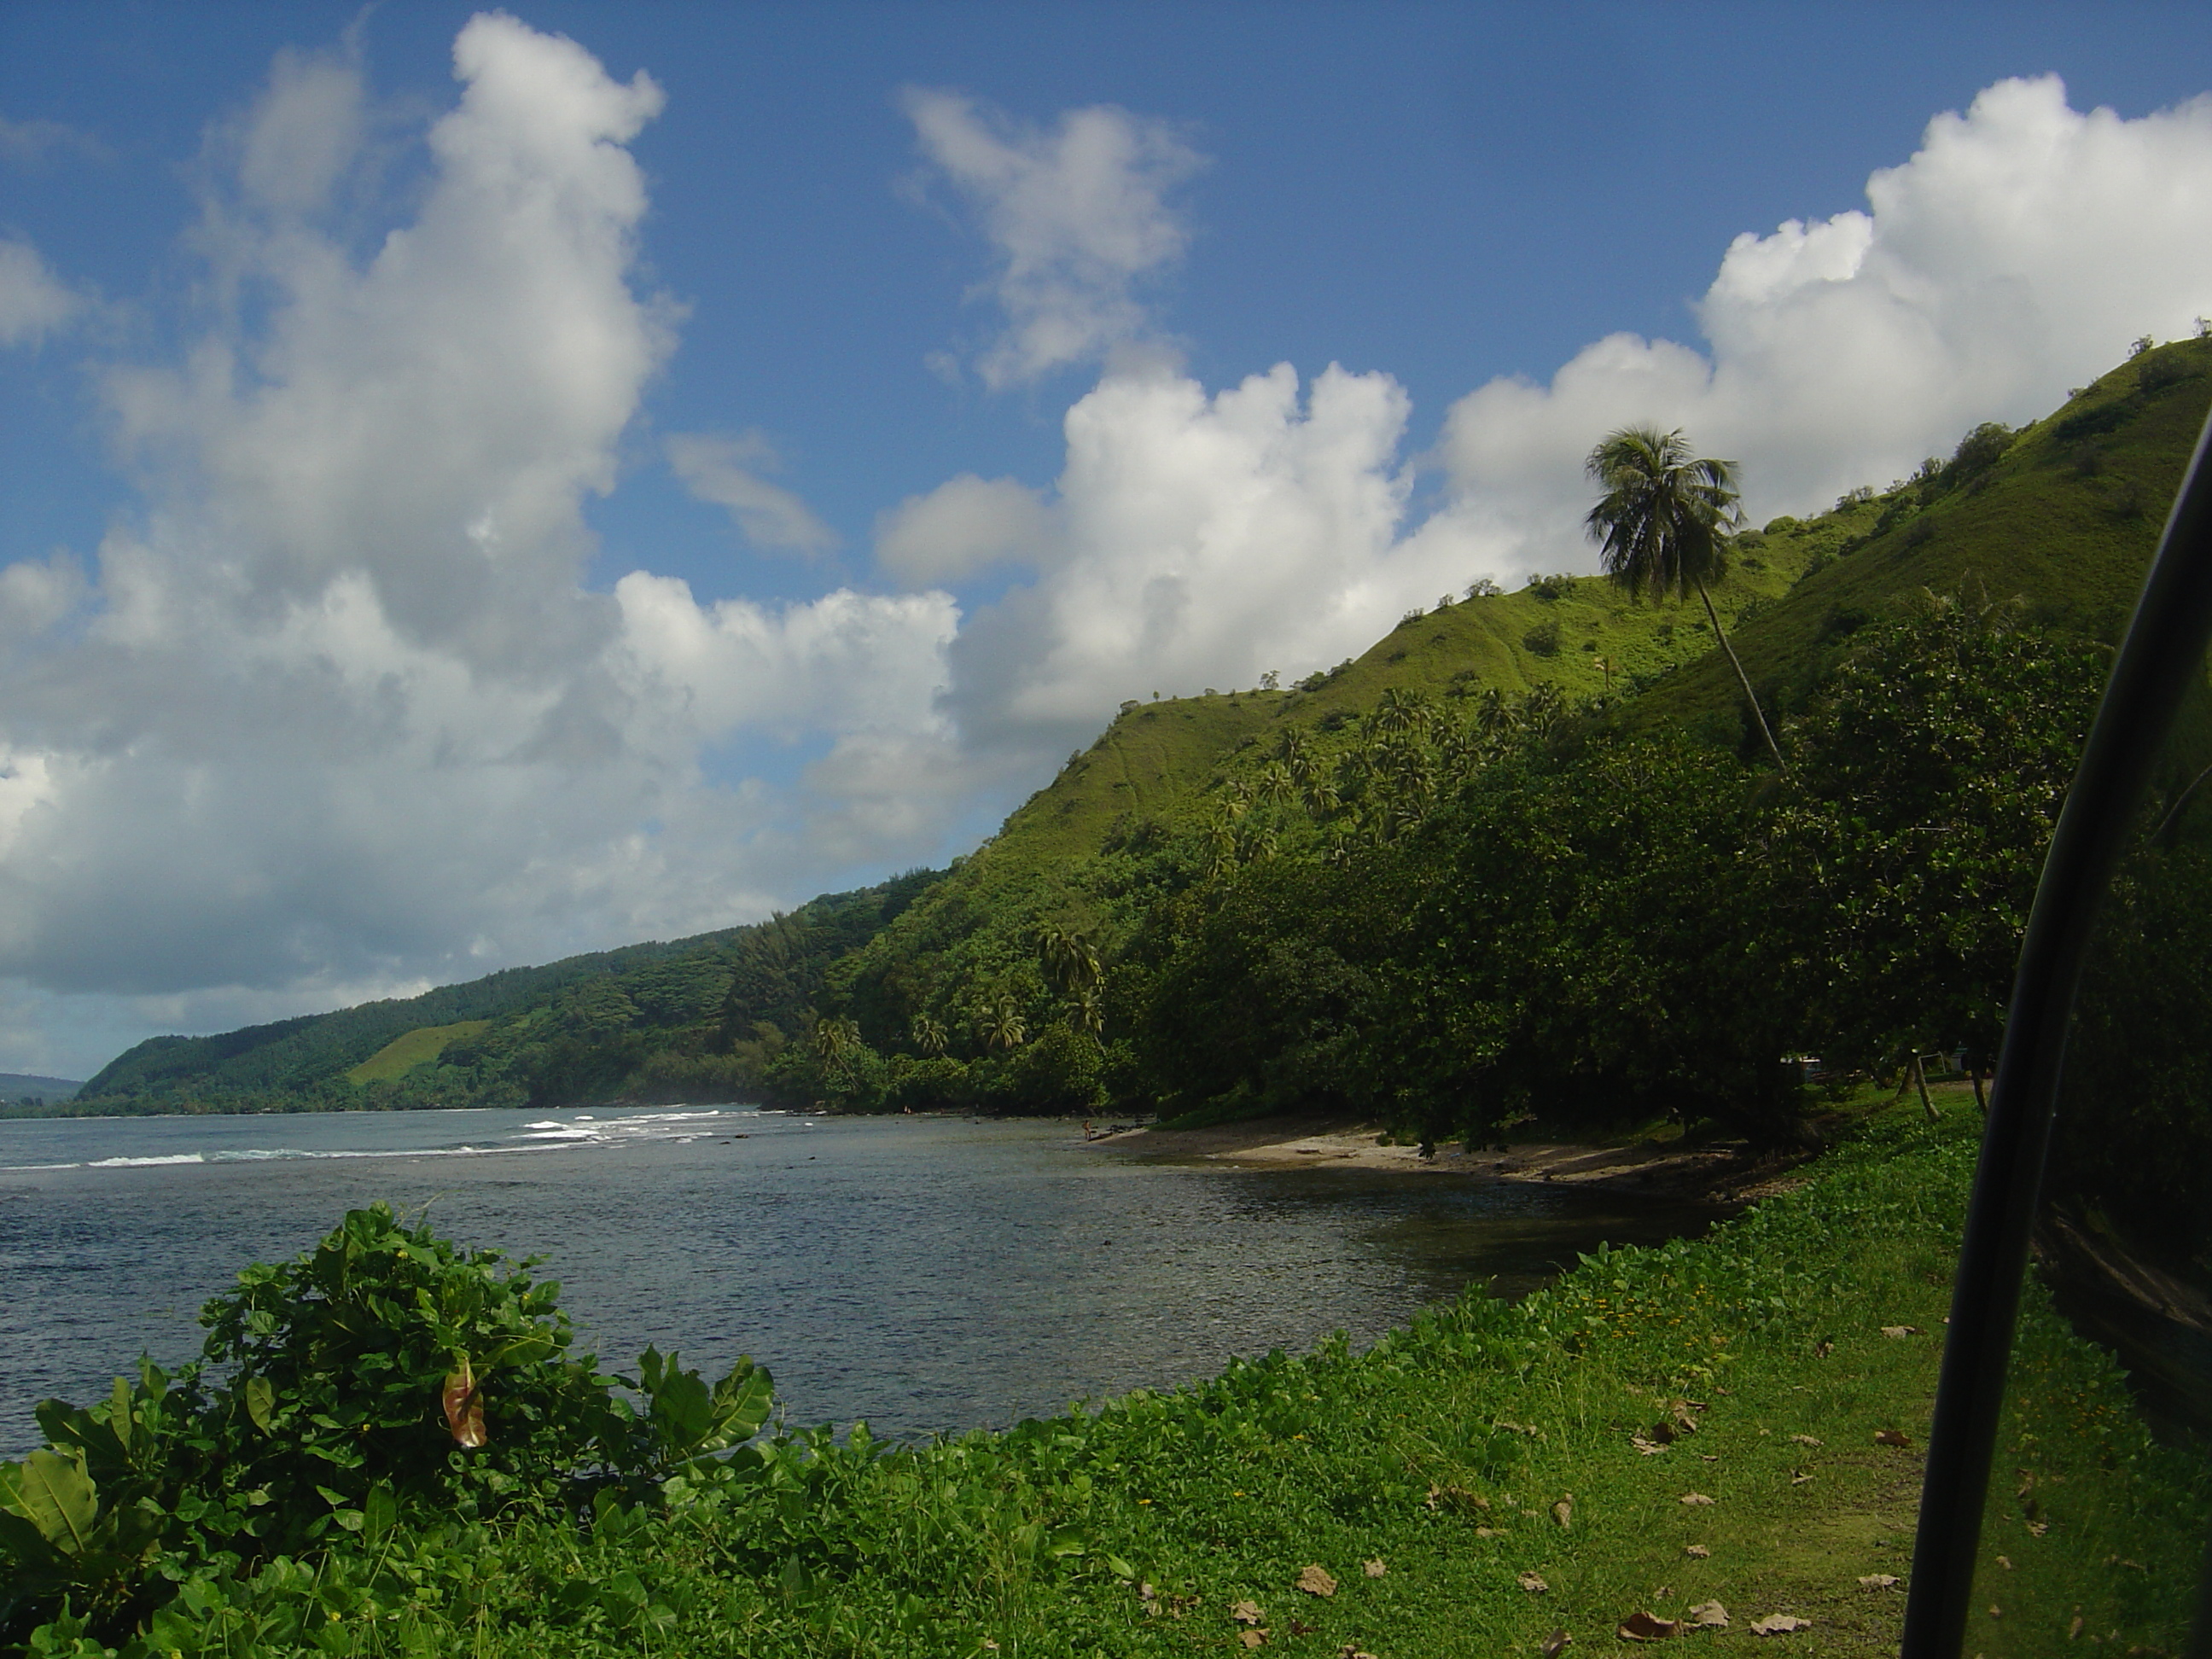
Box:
[978,992,1027,1053]
[909,1012,949,1057]
[1584,426,1786,771]
[1369,686,1433,738]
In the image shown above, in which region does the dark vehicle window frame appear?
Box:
[1905,407,2212,1656]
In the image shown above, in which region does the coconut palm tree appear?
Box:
[1584,426,1786,772]
[1036,925,1094,994]
[910,1013,949,1058]
[978,992,1027,1053]
[812,1014,863,1072]
[1369,686,1433,738]
[1520,681,1568,738]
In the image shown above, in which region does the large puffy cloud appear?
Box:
[1440,76,2212,567]
[943,360,1490,753]
[0,16,956,1067]
[902,88,1202,387]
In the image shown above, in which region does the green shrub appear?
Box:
[0,1206,771,1648]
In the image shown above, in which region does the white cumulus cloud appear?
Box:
[1438,76,2212,568]
[943,360,1472,754]
[875,473,1055,585]
[902,88,1203,387]
[667,431,840,555]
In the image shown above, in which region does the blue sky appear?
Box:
[3,2,2209,1078]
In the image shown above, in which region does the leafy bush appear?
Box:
[1521,619,1562,657]
[0,1205,771,1649]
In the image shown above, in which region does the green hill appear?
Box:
[60,870,940,1115]
[53,337,2212,1122]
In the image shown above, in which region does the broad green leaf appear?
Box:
[0,1449,99,1555]
[363,1484,399,1542]
[245,1376,276,1432]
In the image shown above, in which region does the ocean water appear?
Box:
[0,1107,1716,1456]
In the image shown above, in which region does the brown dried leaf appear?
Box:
[1679,1493,1715,1506]
[1790,1470,1813,1486]
[1289,1619,1316,1638]
[1749,1613,1811,1635]
[1231,1600,1265,1626]
[1296,1564,1338,1598]
[1240,1630,1267,1650]
[2027,1521,2049,1537]
[1426,1482,1489,1513]
[2069,1615,2085,1639]
[1789,1434,1823,1447]
[441,1359,486,1449]
[1362,1558,1386,1578]
[1874,1429,1912,1447]
[1519,1572,1550,1594]
[1551,1498,1574,1529]
[1616,1610,1679,1641]
[1686,1601,1729,1628]
[1859,1575,1900,1592]
[1684,1544,1711,1559]
[1880,1325,1923,1339]
[1631,1435,1668,1456]
[1646,1419,1679,1444]
[1540,1628,1574,1658]
[1475,1527,1506,1539]
[1813,1340,1833,1359]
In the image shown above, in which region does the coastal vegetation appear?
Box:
[7,1097,2204,1655]
[45,337,2212,1151]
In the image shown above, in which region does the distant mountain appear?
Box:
[68,870,940,1115]
[0,1074,84,1103]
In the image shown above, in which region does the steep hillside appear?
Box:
[998,527,1825,868]
[1625,335,2211,747]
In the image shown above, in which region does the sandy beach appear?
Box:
[1086,1113,1819,1205]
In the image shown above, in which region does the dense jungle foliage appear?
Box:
[794,594,2106,1149]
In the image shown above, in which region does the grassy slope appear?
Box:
[342,1020,492,1085]
[994,549,1821,871]
[1624,337,2212,747]
[127,1098,2203,1656]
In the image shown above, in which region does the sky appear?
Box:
[3,2,2211,1080]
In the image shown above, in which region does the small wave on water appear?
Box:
[0,1106,759,1173]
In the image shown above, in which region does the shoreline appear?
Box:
[1086,1111,1821,1205]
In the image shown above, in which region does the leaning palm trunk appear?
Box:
[1693,578,1788,774]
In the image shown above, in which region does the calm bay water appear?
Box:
[0,1107,1716,1456]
